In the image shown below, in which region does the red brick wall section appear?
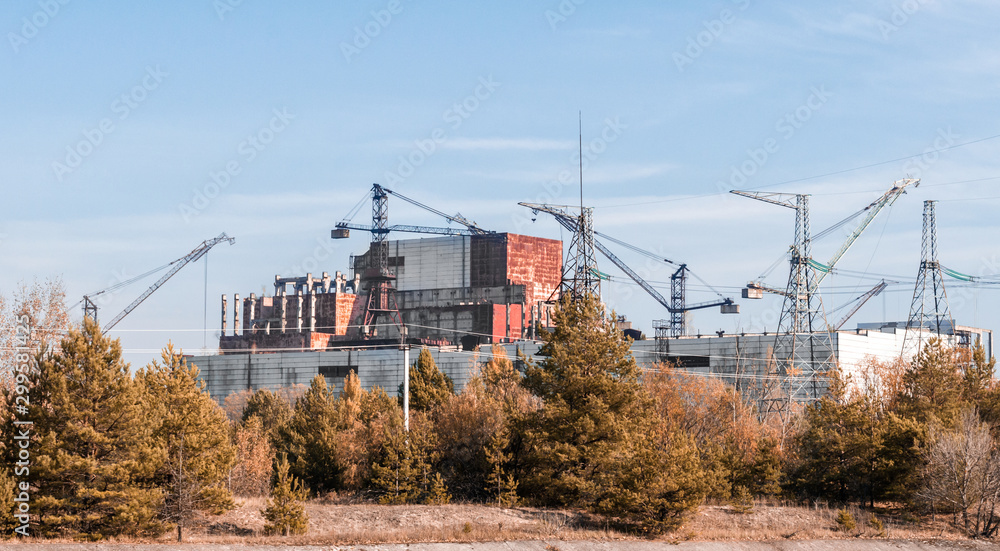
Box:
[336,293,363,336]
[341,292,368,337]
[310,332,332,350]
[492,304,507,342]
[505,234,563,307]
[508,303,522,339]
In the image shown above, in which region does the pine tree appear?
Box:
[0,467,18,536]
[401,347,454,411]
[284,375,341,494]
[332,370,368,492]
[484,426,519,507]
[369,411,442,504]
[900,338,963,426]
[516,294,706,533]
[790,369,923,505]
[241,387,294,447]
[140,344,236,541]
[262,454,309,536]
[29,318,165,539]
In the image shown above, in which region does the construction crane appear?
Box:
[332,184,493,239]
[331,184,495,338]
[82,232,235,334]
[731,179,914,406]
[519,202,738,336]
[592,230,738,336]
[733,178,917,332]
[807,178,917,293]
[380,187,491,235]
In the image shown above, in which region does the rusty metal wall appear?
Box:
[505,233,562,308]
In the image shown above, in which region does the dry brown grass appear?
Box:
[5,498,972,545]
[164,499,629,546]
[672,499,965,543]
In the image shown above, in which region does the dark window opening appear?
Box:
[319,365,355,379]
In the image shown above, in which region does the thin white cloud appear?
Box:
[442,138,576,151]
[585,162,677,184]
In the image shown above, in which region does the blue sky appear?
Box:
[3,0,999,366]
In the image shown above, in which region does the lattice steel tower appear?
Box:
[559,206,601,300]
[902,200,952,359]
[731,191,832,406]
[361,183,401,337]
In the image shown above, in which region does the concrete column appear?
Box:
[296,290,304,333]
[335,271,344,294]
[274,275,282,297]
[221,294,228,336]
[322,271,331,293]
[234,294,241,336]
[305,272,313,294]
[249,293,257,334]
[309,289,317,332]
[280,290,287,333]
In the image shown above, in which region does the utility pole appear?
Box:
[401,325,409,431]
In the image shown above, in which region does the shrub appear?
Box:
[869,513,886,537]
[730,485,754,514]
[836,508,856,532]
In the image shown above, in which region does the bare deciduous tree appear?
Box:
[230,416,275,497]
[920,409,1000,538]
[0,278,72,387]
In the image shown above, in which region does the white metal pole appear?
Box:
[403,344,410,431]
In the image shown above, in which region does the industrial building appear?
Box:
[218,233,562,353]
[193,323,993,402]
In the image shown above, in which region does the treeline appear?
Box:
[2,291,1000,539]
[223,295,784,534]
[789,337,1000,537]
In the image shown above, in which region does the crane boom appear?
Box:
[810,178,917,289]
[381,186,492,234]
[729,190,801,209]
[519,202,736,315]
[834,280,888,330]
[100,233,235,333]
[334,222,480,237]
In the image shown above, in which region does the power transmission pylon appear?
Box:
[559,205,601,300]
[902,200,953,359]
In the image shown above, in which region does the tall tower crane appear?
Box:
[519,202,738,336]
[332,184,493,238]
[82,232,235,334]
[730,191,819,334]
[734,178,917,333]
[331,184,494,338]
[732,178,915,405]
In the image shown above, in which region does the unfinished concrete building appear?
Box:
[193,323,991,402]
[218,233,562,353]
